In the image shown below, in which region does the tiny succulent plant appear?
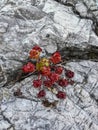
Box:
[19,45,75,107]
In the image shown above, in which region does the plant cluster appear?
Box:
[22,45,74,100]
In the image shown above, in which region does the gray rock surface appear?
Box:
[0,0,98,130]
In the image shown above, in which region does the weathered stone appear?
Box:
[0,0,98,130]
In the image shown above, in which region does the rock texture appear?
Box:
[0,0,98,130]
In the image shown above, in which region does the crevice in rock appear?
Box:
[1,111,15,129]
[89,93,98,105]
[2,44,98,88]
[15,95,41,102]
[59,44,98,62]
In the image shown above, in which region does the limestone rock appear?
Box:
[0,0,98,130]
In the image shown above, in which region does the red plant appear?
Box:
[21,45,75,101]
[58,79,68,87]
[43,80,53,88]
[66,70,74,78]
[29,49,40,59]
[41,66,51,76]
[33,79,42,88]
[32,45,42,52]
[56,91,66,99]
[48,72,59,83]
[37,90,46,98]
[50,52,61,64]
[22,62,35,73]
[55,66,63,75]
